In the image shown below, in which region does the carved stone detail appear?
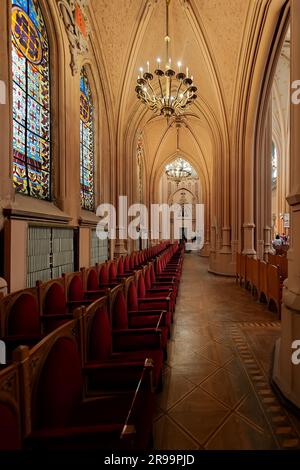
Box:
[57,0,90,75]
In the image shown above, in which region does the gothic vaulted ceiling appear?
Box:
[88,0,259,198]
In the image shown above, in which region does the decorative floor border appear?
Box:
[231,323,300,449]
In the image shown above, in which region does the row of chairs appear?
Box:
[236,253,288,317]
[0,242,174,361]
[0,242,184,450]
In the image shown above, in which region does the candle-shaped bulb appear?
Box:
[177,61,182,72]
[191,75,193,81]
[157,57,161,69]
[147,61,150,73]
[186,67,189,77]
[140,67,144,74]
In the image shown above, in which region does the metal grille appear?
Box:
[27,226,74,287]
[91,229,108,265]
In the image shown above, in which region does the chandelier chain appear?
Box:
[135,0,198,118]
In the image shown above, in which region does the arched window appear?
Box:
[12,0,51,200]
[80,67,95,211]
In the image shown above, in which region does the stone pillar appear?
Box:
[0,0,13,230]
[272,0,300,408]
[264,102,273,258]
[243,122,256,256]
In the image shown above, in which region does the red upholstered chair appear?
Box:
[144,266,176,299]
[109,286,168,354]
[116,258,133,279]
[80,267,108,301]
[109,261,129,282]
[126,279,171,333]
[64,272,105,312]
[149,263,178,298]
[117,257,124,275]
[124,255,131,273]
[155,257,181,283]
[0,364,22,450]
[79,297,163,390]
[86,267,101,291]
[37,279,73,332]
[20,320,154,450]
[129,254,135,270]
[98,263,119,289]
[137,272,174,316]
[0,289,43,359]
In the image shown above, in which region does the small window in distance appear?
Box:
[272,142,278,187]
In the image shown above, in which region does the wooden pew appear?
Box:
[245,257,254,291]
[236,252,241,284]
[240,254,246,286]
[16,319,154,450]
[0,288,42,360]
[0,362,22,450]
[251,258,260,298]
[258,260,268,303]
[37,277,73,332]
[267,264,282,318]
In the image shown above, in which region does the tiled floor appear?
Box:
[154,254,300,450]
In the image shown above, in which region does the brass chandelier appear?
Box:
[135,0,198,118]
[165,124,192,185]
[166,158,192,184]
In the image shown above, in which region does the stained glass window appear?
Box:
[272,142,278,187]
[80,67,95,211]
[12,0,51,200]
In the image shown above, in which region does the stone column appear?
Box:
[0,0,13,230]
[264,101,273,258]
[243,130,256,256]
[272,0,300,408]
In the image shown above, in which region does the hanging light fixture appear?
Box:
[166,158,192,184]
[165,124,192,184]
[135,0,198,118]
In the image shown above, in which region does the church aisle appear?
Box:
[154,254,300,450]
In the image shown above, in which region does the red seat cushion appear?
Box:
[109,263,117,282]
[8,293,40,336]
[69,276,84,302]
[44,283,66,316]
[112,349,163,386]
[112,291,128,329]
[138,276,147,299]
[128,282,139,311]
[35,337,83,429]
[89,307,112,361]
[99,265,109,285]
[124,256,130,272]
[87,269,98,290]
[117,258,124,275]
